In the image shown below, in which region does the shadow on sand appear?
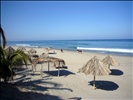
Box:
[0,82,62,100]
[48,52,57,54]
[110,69,124,76]
[2,67,74,99]
[14,76,73,92]
[14,74,27,80]
[14,68,32,74]
[89,80,119,91]
[69,97,82,100]
[44,69,75,77]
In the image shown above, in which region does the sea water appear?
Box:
[7,39,133,56]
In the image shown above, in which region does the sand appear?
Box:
[1,46,133,100]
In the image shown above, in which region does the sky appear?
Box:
[1,1,132,41]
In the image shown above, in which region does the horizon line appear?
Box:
[7,38,133,42]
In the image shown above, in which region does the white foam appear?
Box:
[16,44,39,48]
[30,46,39,48]
[77,47,133,53]
[16,44,30,47]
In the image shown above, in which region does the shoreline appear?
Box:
[6,39,133,57]
[8,45,133,57]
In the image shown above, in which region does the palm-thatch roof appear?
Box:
[17,47,26,52]
[102,55,120,69]
[79,56,111,76]
[31,56,65,76]
[28,48,37,54]
[32,56,65,68]
[5,46,15,53]
[39,53,49,58]
[44,47,54,53]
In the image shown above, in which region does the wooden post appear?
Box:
[58,61,60,77]
[35,65,36,72]
[40,64,43,78]
[32,64,34,72]
[42,63,43,71]
[48,61,49,71]
[93,75,96,90]
[108,64,110,69]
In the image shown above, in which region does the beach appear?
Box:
[1,1,132,99]
[1,46,133,100]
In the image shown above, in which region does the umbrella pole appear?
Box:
[35,65,36,72]
[108,64,110,69]
[58,61,60,77]
[48,61,50,72]
[40,64,43,78]
[32,65,34,73]
[93,75,96,90]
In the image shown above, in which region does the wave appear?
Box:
[16,44,30,46]
[77,47,133,53]
[16,44,39,48]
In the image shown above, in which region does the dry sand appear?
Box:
[1,47,133,100]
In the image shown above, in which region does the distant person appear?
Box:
[61,49,63,53]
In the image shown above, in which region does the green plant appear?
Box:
[0,46,28,83]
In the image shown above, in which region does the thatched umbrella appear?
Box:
[78,56,111,90]
[5,46,15,53]
[17,47,26,52]
[102,55,120,69]
[32,56,65,77]
[34,58,49,78]
[50,57,65,76]
[44,47,53,53]
[28,55,39,71]
[48,57,65,67]
[39,53,49,58]
[28,48,37,54]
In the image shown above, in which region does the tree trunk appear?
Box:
[4,77,7,83]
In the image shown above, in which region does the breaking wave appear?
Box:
[16,44,30,47]
[77,47,133,53]
[16,44,39,48]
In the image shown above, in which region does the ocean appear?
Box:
[7,39,133,56]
